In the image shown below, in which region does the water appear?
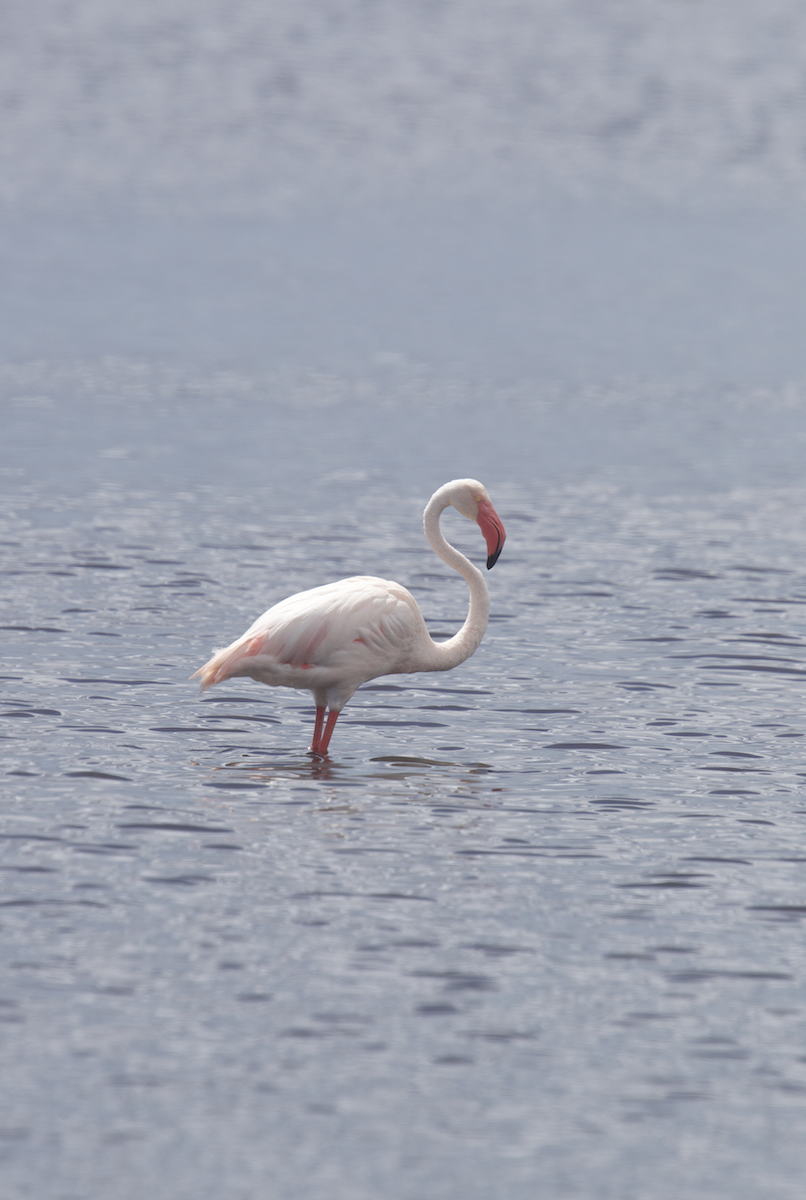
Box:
[5,1,806,1195]
[5,0,806,212]
[5,208,806,381]
[3,378,806,1198]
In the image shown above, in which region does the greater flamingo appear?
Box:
[192,479,506,755]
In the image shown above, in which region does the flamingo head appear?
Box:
[446,479,507,570]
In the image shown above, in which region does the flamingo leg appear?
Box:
[316,710,340,756]
[310,706,326,753]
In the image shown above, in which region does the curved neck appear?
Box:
[416,488,491,672]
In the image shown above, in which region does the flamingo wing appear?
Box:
[193,576,423,699]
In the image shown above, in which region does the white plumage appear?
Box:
[192,479,506,755]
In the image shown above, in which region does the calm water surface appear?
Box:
[2,377,806,1197]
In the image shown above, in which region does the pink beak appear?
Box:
[477,499,506,569]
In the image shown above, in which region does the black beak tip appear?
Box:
[486,546,503,570]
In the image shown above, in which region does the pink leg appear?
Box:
[310,706,325,753]
[317,710,340,756]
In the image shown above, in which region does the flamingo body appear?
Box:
[194,575,430,711]
[193,479,506,754]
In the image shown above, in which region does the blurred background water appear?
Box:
[3,3,806,1198]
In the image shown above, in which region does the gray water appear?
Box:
[5,207,806,382]
[5,2,806,1197]
[4,377,806,1199]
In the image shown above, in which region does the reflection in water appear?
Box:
[201,749,496,798]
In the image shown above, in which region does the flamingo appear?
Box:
[192,479,506,755]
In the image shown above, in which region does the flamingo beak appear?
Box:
[477,499,506,569]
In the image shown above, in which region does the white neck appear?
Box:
[411,485,491,672]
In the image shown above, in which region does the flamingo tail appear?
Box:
[191,633,265,692]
